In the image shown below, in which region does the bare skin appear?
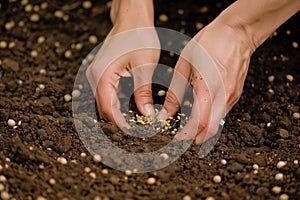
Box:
[87,0,300,143]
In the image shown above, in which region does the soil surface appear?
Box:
[0,0,299,200]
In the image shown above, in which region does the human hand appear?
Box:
[86,0,160,128]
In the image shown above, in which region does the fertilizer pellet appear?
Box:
[293,160,298,165]
[125,170,132,176]
[158,90,166,96]
[83,1,92,9]
[159,153,169,160]
[101,169,109,175]
[37,36,45,44]
[8,42,15,48]
[39,69,46,75]
[36,196,47,200]
[182,195,192,200]
[159,14,168,22]
[0,176,6,182]
[178,9,184,15]
[275,173,283,181]
[64,94,72,102]
[54,10,64,18]
[30,13,40,22]
[196,22,204,30]
[292,41,298,48]
[146,177,156,185]
[268,75,275,82]
[57,157,67,165]
[293,113,300,119]
[93,154,101,163]
[84,167,91,173]
[25,4,32,12]
[213,175,221,183]
[0,41,7,49]
[89,35,98,44]
[72,90,81,98]
[279,194,289,200]
[1,191,10,200]
[205,197,215,200]
[7,119,16,127]
[277,161,286,169]
[0,183,4,191]
[5,21,15,31]
[89,172,96,179]
[286,74,293,82]
[80,152,86,158]
[49,178,56,185]
[272,186,282,194]
[64,50,72,58]
[30,50,38,57]
[221,159,227,165]
[253,164,259,170]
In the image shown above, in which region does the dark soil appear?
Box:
[0,0,299,200]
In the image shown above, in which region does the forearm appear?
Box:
[216,0,300,50]
[111,0,154,26]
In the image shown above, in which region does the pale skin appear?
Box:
[86,0,300,144]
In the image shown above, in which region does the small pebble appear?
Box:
[89,35,98,44]
[101,169,109,175]
[292,41,298,48]
[30,13,40,22]
[268,75,275,82]
[64,50,72,59]
[286,74,293,82]
[57,157,67,165]
[37,36,45,44]
[159,153,169,160]
[275,173,284,181]
[279,194,289,200]
[54,10,64,18]
[221,159,227,165]
[277,161,286,169]
[49,178,56,185]
[159,14,168,22]
[93,154,101,163]
[7,119,16,127]
[30,50,38,57]
[293,113,300,119]
[158,90,166,96]
[125,170,132,176]
[89,172,96,179]
[253,164,259,170]
[146,177,156,185]
[1,191,10,200]
[82,1,92,9]
[64,94,72,102]
[72,90,81,98]
[0,41,7,49]
[271,186,282,194]
[213,175,221,183]
[182,195,192,200]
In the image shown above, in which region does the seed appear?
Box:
[147,177,156,185]
[196,22,204,30]
[37,36,45,44]
[64,50,72,58]
[253,164,259,170]
[75,43,83,50]
[89,35,98,44]
[30,13,40,22]
[0,183,4,191]
[84,167,91,173]
[0,41,7,49]
[279,194,289,200]
[7,119,16,127]
[221,159,227,165]
[89,172,96,179]
[64,94,72,102]
[182,195,192,200]
[72,90,81,98]
[277,161,286,169]
[275,173,283,181]
[268,75,275,82]
[39,69,46,75]
[292,41,298,48]
[293,113,300,119]
[25,4,32,12]
[80,152,86,158]
[0,175,6,182]
[159,14,168,22]
[93,154,101,162]
[294,160,299,165]
[57,157,67,165]
[286,74,293,82]
[1,191,10,200]
[5,21,15,31]
[268,89,274,94]
[272,186,282,194]
[101,169,109,175]
[8,42,15,48]
[83,1,92,9]
[49,178,56,185]
[157,90,166,97]
[213,175,221,183]
[125,170,132,176]
[54,10,64,18]
[159,153,169,160]
[38,84,45,90]
[30,50,38,57]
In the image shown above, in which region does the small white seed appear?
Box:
[30,13,40,22]
[38,84,45,90]
[64,50,72,58]
[89,35,98,44]
[93,154,101,163]
[279,194,289,200]
[82,1,92,9]
[39,69,46,75]
[30,50,38,57]
[158,90,166,96]
[89,172,96,179]
[159,153,169,160]
[64,94,72,102]
[0,41,7,49]
[293,160,298,165]
[72,90,81,98]
[221,159,227,165]
[275,173,284,181]
[253,164,259,170]
[125,170,132,176]
[7,119,16,127]
[213,175,221,183]
[37,36,45,44]
[101,169,109,175]
[57,157,67,165]
[0,175,7,182]
[277,161,286,169]
[84,167,91,173]
[49,178,56,185]
[272,186,282,194]
[25,4,32,12]
[159,14,168,22]
[146,177,156,185]
[80,152,86,158]
[286,74,293,82]
[1,191,10,200]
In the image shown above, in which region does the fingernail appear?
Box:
[157,108,167,121]
[144,104,155,116]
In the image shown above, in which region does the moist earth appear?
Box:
[0,0,299,200]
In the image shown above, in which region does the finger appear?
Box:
[96,64,130,129]
[157,58,192,120]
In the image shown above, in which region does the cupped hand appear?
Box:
[86,4,160,128]
[159,20,255,144]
